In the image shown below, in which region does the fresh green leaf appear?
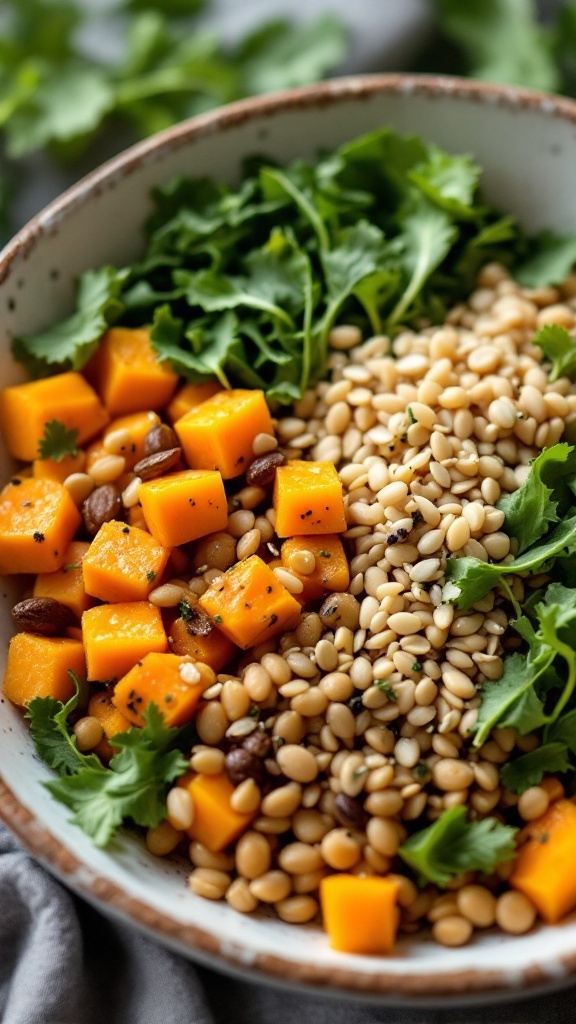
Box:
[236,16,348,96]
[46,704,189,847]
[12,266,128,377]
[387,198,457,328]
[408,146,481,219]
[26,672,102,776]
[500,742,571,794]
[497,443,575,553]
[37,419,79,462]
[398,805,517,888]
[515,232,576,289]
[533,324,576,383]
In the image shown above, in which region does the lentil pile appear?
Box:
[142,262,576,945]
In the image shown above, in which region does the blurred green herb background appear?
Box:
[0,0,572,245]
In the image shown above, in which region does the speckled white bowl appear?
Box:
[2,75,576,1006]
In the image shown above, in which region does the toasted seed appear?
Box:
[134,447,182,481]
[246,451,286,487]
[82,483,122,536]
[11,597,74,636]
[144,422,179,455]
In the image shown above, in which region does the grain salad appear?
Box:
[4,127,576,956]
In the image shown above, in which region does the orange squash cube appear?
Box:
[174,389,273,479]
[179,772,256,851]
[199,554,301,650]
[138,469,227,547]
[0,477,82,575]
[0,371,109,462]
[3,632,85,707]
[88,688,132,760]
[85,327,178,416]
[274,461,346,538]
[33,540,93,619]
[82,601,167,681]
[100,410,161,470]
[112,652,208,727]
[511,799,576,923]
[281,535,350,601]
[320,875,400,954]
[167,381,222,424]
[32,450,86,484]
[82,520,170,603]
[167,613,237,672]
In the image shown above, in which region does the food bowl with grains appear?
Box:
[3,74,576,1004]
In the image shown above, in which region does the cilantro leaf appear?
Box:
[515,233,576,290]
[12,266,128,377]
[37,419,79,462]
[46,704,188,847]
[387,198,457,329]
[237,16,348,97]
[533,324,576,383]
[26,672,102,776]
[500,742,571,794]
[497,443,575,553]
[398,805,517,888]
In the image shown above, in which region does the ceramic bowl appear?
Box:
[2,74,576,1006]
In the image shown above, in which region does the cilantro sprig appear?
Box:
[37,420,79,462]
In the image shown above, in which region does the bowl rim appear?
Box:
[3,71,576,1003]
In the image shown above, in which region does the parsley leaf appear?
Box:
[37,419,79,462]
[398,805,517,888]
[497,443,575,553]
[13,266,128,377]
[46,704,188,847]
[26,672,102,776]
[500,742,571,794]
[533,323,576,383]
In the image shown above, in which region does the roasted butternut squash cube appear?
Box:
[3,632,85,707]
[82,520,170,603]
[88,688,132,761]
[112,652,209,727]
[179,772,256,851]
[511,799,576,923]
[199,554,300,650]
[167,381,222,424]
[101,410,160,470]
[273,460,346,537]
[320,875,400,954]
[167,612,237,672]
[34,540,93,619]
[174,389,273,479]
[0,477,82,575]
[85,327,178,416]
[281,535,350,601]
[82,601,167,682]
[138,469,227,547]
[32,450,86,484]
[0,371,109,462]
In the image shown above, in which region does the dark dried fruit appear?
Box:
[242,729,272,759]
[82,484,122,537]
[333,792,369,830]
[11,597,75,636]
[134,447,182,481]
[245,451,286,488]
[224,747,265,785]
[144,423,179,456]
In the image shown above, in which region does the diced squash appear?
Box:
[167,613,237,672]
[167,381,222,424]
[3,632,85,707]
[33,540,93,619]
[0,477,81,575]
[88,688,131,761]
[82,520,170,603]
[101,411,160,470]
[320,875,400,955]
[113,652,209,727]
[199,554,301,650]
[85,327,178,416]
[138,469,227,547]
[32,450,86,484]
[82,601,167,682]
[511,799,576,923]
[281,535,350,601]
[0,372,108,462]
[179,772,256,851]
[174,389,273,479]
[273,461,346,537]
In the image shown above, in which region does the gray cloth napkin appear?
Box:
[2,1,575,1022]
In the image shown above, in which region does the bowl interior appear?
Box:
[2,75,576,1003]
